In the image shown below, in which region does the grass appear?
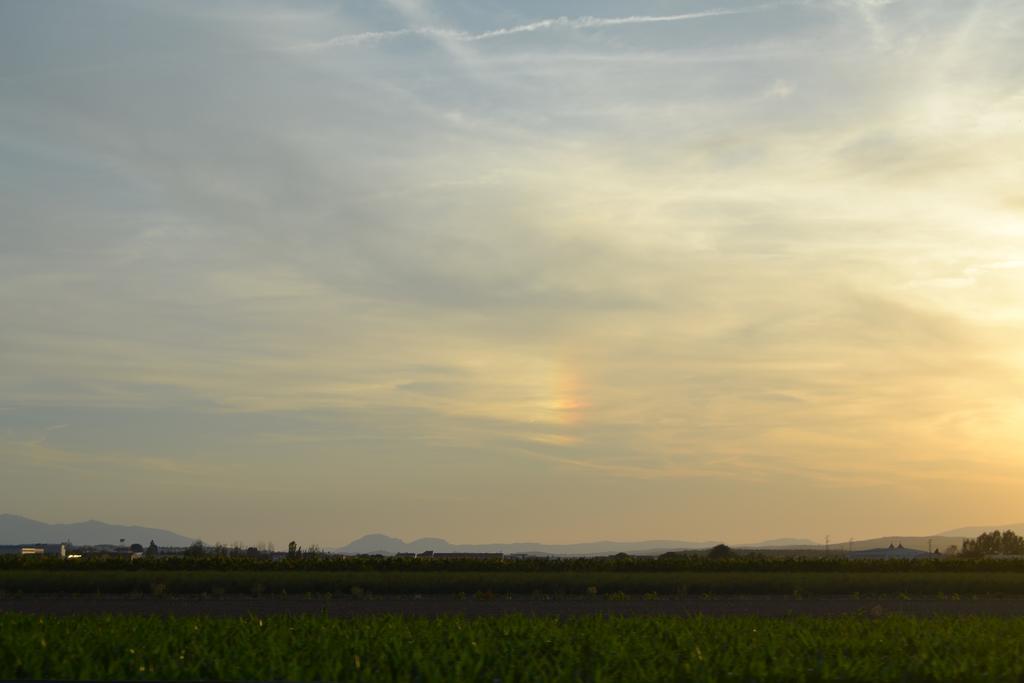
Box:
[6,569,1024,596]
[4,613,1024,681]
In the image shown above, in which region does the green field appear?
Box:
[8,555,1024,573]
[3,613,1024,681]
[7,555,1024,597]
[6,569,1024,596]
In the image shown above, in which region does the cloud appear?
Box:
[763,79,795,99]
[301,8,763,49]
[2,0,1023,544]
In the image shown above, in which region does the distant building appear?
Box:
[81,545,144,560]
[849,545,933,560]
[421,552,504,560]
[4,544,67,557]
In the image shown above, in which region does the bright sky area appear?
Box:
[2,0,1023,548]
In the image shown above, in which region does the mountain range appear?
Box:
[334,534,718,556]
[0,514,195,547]
[334,533,819,556]
[5,514,1023,554]
[937,524,1024,538]
[336,526,1024,556]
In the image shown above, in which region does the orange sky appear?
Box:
[2,0,1023,546]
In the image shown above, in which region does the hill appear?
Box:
[0,514,196,547]
[737,538,818,548]
[338,533,974,556]
[813,536,962,553]
[937,524,1024,539]
[337,534,721,556]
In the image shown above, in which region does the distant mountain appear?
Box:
[937,524,1024,539]
[0,514,196,547]
[338,533,979,556]
[341,534,455,555]
[829,536,962,553]
[337,534,721,556]
[737,538,818,548]
[742,536,966,553]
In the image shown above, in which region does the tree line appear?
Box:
[960,530,1024,558]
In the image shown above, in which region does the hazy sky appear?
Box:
[2,0,1023,547]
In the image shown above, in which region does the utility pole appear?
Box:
[825,535,830,553]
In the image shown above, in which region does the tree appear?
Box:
[185,540,206,558]
[708,544,735,559]
[288,541,299,558]
[961,530,1024,558]
[145,540,159,558]
[129,543,144,553]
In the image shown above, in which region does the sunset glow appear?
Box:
[2,0,1023,547]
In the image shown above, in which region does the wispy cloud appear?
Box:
[302,8,761,49]
[4,0,1023,545]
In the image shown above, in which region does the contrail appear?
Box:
[468,9,747,40]
[305,8,757,49]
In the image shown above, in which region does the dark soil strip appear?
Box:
[5,595,1024,617]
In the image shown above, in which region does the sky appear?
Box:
[2,0,1023,548]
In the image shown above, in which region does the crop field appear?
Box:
[8,555,1024,573]
[7,569,1024,597]
[4,613,1024,681]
